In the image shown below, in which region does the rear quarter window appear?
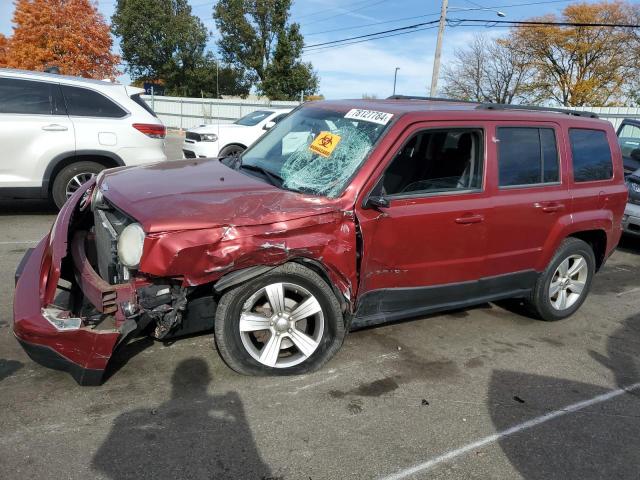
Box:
[569,129,613,182]
[130,93,157,117]
[61,85,127,118]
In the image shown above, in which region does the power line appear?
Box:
[302,25,439,55]
[303,20,440,49]
[304,12,440,36]
[294,0,375,21]
[296,0,387,24]
[448,18,640,28]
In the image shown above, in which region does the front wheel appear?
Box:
[214,263,345,375]
[218,144,245,158]
[527,238,595,321]
[51,161,105,209]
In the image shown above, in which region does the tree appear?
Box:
[112,0,207,91]
[4,0,119,78]
[508,1,635,106]
[442,34,534,104]
[0,34,8,66]
[182,53,251,98]
[213,0,319,100]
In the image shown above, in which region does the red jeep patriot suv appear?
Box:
[13,97,627,384]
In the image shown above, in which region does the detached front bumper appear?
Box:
[13,186,136,385]
[622,202,640,236]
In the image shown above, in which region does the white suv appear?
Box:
[0,68,167,208]
[182,108,292,159]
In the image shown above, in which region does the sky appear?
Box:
[0,0,610,99]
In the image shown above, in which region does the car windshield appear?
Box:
[234,110,273,126]
[240,105,393,197]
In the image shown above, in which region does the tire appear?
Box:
[51,161,105,209]
[214,263,346,375]
[526,238,596,321]
[218,144,245,158]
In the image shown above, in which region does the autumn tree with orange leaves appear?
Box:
[2,0,119,79]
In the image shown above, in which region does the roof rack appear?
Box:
[386,95,599,118]
[476,103,598,118]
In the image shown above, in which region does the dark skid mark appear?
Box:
[513,395,525,404]
[355,377,399,397]
[0,359,24,382]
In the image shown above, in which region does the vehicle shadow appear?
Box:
[617,234,640,255]
[0,199,57,215]
[92,358,272,479]
[487,313,640,479]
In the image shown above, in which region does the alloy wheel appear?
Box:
[65,172,96,198]
[549,254,589,311]
[239,282,324,368]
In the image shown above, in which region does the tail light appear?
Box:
[132,123,166,139]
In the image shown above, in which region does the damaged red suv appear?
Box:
[14,97,627,385]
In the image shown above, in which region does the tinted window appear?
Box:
[235,110,273,126]
[569,129,612,182]
[130,93,156,117]
[497,127,559,187]
[61,85,127,118]
[383,128,483,196]
[0,78,66,115]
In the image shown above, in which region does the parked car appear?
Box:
[617,118,640,236]
[182,108,292,159]
[0,68,167,209]
[14,98,627,385]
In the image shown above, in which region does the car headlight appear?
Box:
[117,223,145,268]
[201,133,218,142]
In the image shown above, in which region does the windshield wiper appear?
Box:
[239,163,283,188]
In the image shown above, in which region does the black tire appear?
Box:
[214,263,346,375]
[526,237,596,321]
[218,144,245,158]
[51,161,105,209]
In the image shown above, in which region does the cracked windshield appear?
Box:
[240,106,392,197]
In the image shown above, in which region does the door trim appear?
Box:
[351,269,538,329]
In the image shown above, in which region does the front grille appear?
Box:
[185,132,200,142]
[93,206,133,284]
[183,149,196,158]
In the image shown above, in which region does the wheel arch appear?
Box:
[568,229,608,271]
[43,150,125,196]
[219,142,247,153]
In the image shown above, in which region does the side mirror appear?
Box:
[363,195,389,210]
[263,121,276,131]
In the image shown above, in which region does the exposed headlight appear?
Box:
[201,133,218,142]
[117,223,145,268]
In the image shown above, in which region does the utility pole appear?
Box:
[393,67,400,96]
[430,0,448,97]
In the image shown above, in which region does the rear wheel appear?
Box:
[526,238,595,321]
[214,263,345,375]
[51,161,104,209]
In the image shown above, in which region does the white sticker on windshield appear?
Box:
[344,109,393,125]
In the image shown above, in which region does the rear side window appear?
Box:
[61,85,127,118]
[497,127,559,187]
[130,93,157,117]
[569,129,612,182]
[0,77,66,115]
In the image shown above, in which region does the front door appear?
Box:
[354,123,490,325]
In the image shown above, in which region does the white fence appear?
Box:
[142,95,640,131]
[141,95,299,130]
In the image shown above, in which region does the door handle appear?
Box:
[534,202,564,213]
[42,124,68,131]
[455,214,484,224]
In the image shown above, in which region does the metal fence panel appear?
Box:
[142,95,300,129]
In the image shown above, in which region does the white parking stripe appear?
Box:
[0,241,39,245]
[380,382,640,480]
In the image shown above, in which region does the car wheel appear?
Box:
[527,238,595,321]
[218,144,245,158]
[52,161,105,209]
[214,263,346,375]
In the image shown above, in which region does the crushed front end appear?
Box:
[12,181,194,385]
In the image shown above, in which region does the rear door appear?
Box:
[484,122,569,276]
[0,77,74,189]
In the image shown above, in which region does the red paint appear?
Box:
[13,99,627,382]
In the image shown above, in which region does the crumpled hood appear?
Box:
[99,159,340,233]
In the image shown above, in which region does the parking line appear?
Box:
[0,241,39,245]
[380,382,640,480]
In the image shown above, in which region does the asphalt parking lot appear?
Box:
[1,133,640,479]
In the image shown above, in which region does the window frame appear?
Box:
[60,84,130,119]
[379,126,487,200]
[568,127,614,184]
[0,77,67,116]
[496,125,562,190]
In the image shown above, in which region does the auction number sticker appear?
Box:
[344,109,393,125]
[309,131,341,157]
